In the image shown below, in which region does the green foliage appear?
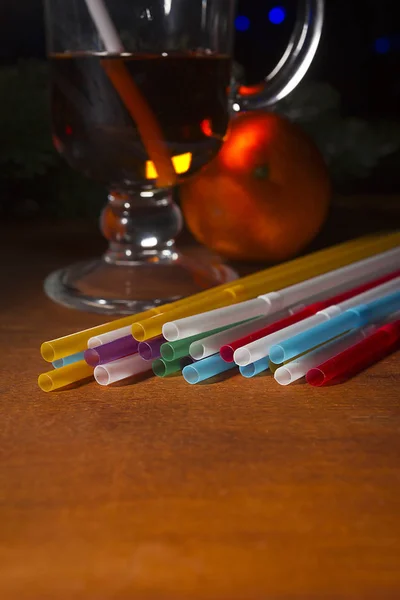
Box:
[46,164,104,219]
[0,60,58,178]
[276,81,400,182]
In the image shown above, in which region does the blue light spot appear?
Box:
[375,37,390,54]
[269,6,286,25]
[235,15,250,32]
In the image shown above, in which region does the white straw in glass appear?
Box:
[84,0,124,53]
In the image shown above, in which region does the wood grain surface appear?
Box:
[1,205,400,600]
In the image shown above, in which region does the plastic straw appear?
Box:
[42,295,211,362]
[94,353,151,386]
[84,0,124,51]
[133,234,400,341]
[162,247,400,342]
[189,316,277,360]
[88,326,133,348]
[101,59,176,187]
[222,308,316,363]
[222,269,400,363]
[183,354,236,384]
[52,351,85,369]
[41,232,400,362]
[269,286,400,365]
[152,356,193,378]
[274,328,371,386]
[239,357,270,379]
[84,0,175,188]
[138,335,165,361]
[234,277,400,367]
[84,335,139,367]
[161,323,245,362]
[38,360,93,392]
[307,319,400,386]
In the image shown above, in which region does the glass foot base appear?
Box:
[44,253,237,315]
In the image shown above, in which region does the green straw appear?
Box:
[160,323,247,362]
[152,357,192,378]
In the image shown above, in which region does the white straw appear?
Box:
[274,327,374,386]
[88,326,133,348]
[189,312,288,360]
[94,353,151,386]
[84,0,124,53]
[234,276,400,367]
[162,247,400,342]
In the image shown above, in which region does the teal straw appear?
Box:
[239,357,270,378]
[52,351,85,369]
[183,354,236,384]
[269,291,400,364]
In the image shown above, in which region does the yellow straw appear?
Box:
[41,295,229,363]
[38,361,93,393]
[131,231,400,341]
[41,231,400,361]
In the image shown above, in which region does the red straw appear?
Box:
[219,268,400,363]
[306,319,400,387]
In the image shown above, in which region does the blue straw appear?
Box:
[269,290,400,364]
[182,354,236,384]
[52,351,85,369]
[239,357,270,378]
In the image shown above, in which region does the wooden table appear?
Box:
[1,201,400,599]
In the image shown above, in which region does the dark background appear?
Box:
[0,0,399,221]
[1,0,398,117]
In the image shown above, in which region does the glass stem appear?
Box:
[100,189,183,264]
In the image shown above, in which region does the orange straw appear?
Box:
[84,0,176,188]
[101,58,177,188]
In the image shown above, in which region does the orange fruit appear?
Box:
[180,111,331,262]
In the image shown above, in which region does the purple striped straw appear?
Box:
[138,335,165,361]
[84,335,139,367]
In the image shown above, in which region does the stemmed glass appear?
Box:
[43,0,324,315]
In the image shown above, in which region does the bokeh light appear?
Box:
[268,6,286,25]
[235,15,250,32]
[374,37,390,54]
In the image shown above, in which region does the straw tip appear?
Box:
[306,368,325,387]
[41,342,55,363]
[182,365,200,385]
[233,347,252,367]
[162,322,180,342]
[94,366,111,386]
[220,346,234,363]
[84,348,101,367]
[189,343,205,361]
[131,322,147,342]
[269,345,285,365]
[38,373,54,392]
[274,367,292,386]
[239,364,256,379]
[152,358,168,378]
[160,343,175,362]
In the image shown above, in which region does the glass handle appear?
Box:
[235,0,325,111]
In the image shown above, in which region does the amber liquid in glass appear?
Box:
[50,52,231,187]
